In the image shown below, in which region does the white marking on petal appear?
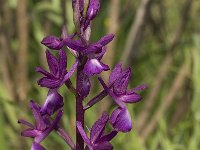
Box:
[90,59,103,68]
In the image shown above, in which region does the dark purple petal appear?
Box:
[35,110,63,143]
[109,108,121,125]
[110,108,132,133]
[96,34,115,47]
[38,77,61,89]
[98,130,118,143]
[18,119,34,128]
[113,67,131,95]
[35,67,55,79]
[85,44,103,54]
[98,77,126,108]
[41,36,63,50]
[108,64,122,85]
[30,100,46,131]
[85,0,100,28]
[58,50,67,76]
[97,47,106,60]
[46,50,59,76]
[64,38,86,52]
[91,112,109,143]
[31,142,46,150]
[93,142,113,150]
[84,59,109,76]
[127,84,148,94]
[21,129,41,138]
[40,90,64,116]
[77,71,91,98]
[62,28,79,57]
[119,93,142,103]
[76,121,92,147]
[63,59,79,82]
[82,34,114,55]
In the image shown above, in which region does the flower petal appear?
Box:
[109,108,121,125]
[63,59,79,82]
[98,77,126,108]
[58,50,67,76]
[18,119,34,128]
[30,100,46,131]
[31,142,46,150]
[119,93,142,103]
[86,44,103,54]
[76,121,91,147]
[93,142,113,150]
[113,67,131,95]
[110,108,132,132]
[41,36,63,50]
[84,0,100,28]
[96,34,115,47]
[108,64,122,85]
[97,47,106,60]
[21,128,41,138]
[35,110,63,143]
[91,112,109,143]
[35,67,54,78]
[38,77,61,89]
[85,34,114,55]
[127,84,148,94]
[40,90,64,116]
[46,50,59,76]
[84,59,109,76]
[64,38,86,52]
[98,130,118,143]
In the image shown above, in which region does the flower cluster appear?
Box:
[18,0,146,150]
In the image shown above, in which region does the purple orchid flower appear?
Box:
[108,64,147,103]
[36,49,78,89]
[19,0,146,149]
[64,34,114,76]
[40,89,64,116]
[18,100,63,149]
[98,64,147,132]
[77,112,117,150]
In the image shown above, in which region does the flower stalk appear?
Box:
[18,0,147,149]
[76,65,85,150]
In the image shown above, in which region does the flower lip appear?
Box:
[84,58,110,76]
[36,49,78,89]
[110,107,132,132]
[40,90,64,116]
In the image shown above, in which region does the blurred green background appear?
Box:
[0,0,200,149]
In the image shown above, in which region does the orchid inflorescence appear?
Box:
[18,0,147,150]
